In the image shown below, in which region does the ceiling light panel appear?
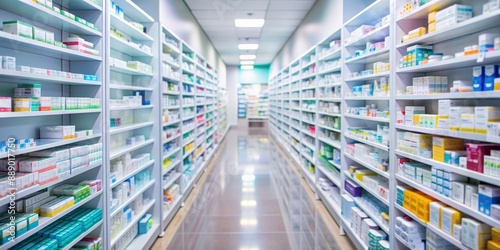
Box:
[235,19,266,27]
[241,65,254,70]
[240,61,255,65]
[240,55,256,60]
[238,44,259,50]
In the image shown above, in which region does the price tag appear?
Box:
[477,52,486,63]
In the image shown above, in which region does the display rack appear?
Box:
[270,1,500,250]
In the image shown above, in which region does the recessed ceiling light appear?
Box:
[241,65,254,70]
[240,61,255,65]
[240,55,256,60]
[235,19,265,27]
[238,44,259,50]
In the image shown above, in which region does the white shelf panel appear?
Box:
[110,139,155,160]
[0,69,101,86]
[162,159,181,176]
[111,160,155,189]
[397,51,500,73]
[317,111,341,117]
[182,81,195,86]
[396,91,500,100]
[0,109,101,118]
[344,0,390,27]
[0,31,102,61]
[396,174,500,229]
[396,124,500,144]
[163,120,181,127]
[317,164,341,187]
[397,9,500,48]
[344,113,389,123]
[110,84,153,91]
[110,121,154,135]
[164,105,181,110]
[110,105,153,111]
[427,224,468,250]
[163,173,182,189]
[344,170,389,205]
[396,0,460,21]
[395,204,426,227]
[318,66,342,75]
[183,148,195,159]
[318,97,342,102]
[163,134,181,145]
[0,134,101,158]
[317,137,341,149]
[315,185,341,225]
[347,193,389,233]
[163,197,182,226]
[0,0,102,36]
[163,41,181,55]
[110,199,155,246]
[345,96,389,101]
[112,0,154,22]
[163,59,181,69]
[110,180,155,217]
[0,191,102,250]
[345,72,390,82]
[54,0,102,11]
[62,220,103,250]
[341,218,369,250]
[301,140,316,151]
[124,223,160,250]
[110,13,153,41]
[318,48,342,61]
[110,65,153,76]
[316,123,341,133]
[345,47,390,64]
[344,153,389,179]
[163,91,181,95]
[162,75,181,82]
[345,24,390,47]
[110,35,153,57]
[344,133,389,151]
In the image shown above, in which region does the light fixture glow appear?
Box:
[242,175,255,181]
[242,188,255,193]
[240,61,255,65]
[240,219,258,226]
[235,19,265,27]
[241,200,257,207]
[240,55,256,60]
[241,65,254,70]
[238,44,259,50]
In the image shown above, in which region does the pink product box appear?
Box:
[0,97,12,112]
[466,143,500,173]
[374,42,385,50]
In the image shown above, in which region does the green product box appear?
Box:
[75,16,87,26]
[2,21,33,39]
[32,26,46,43]
[86,22,95,29]
[18,83,41,88]
[54,41,64,47]
[45,30,54,45]
[60,10,75,20]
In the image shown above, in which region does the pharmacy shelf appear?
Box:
[110,35,153,57]
[344,170,389,205]
[124,223,160,250]
[182,137,195,147]
[344,153,389,179]
[317,137,341,149]
[164,91,181,95]
[110,160,155,189]
[344,71,390,82]
[395,124,500,144]
[110,84,153,91]
[344,113,389,123]
[0,0,102,36]
[110,105,154,111]
[0,109,101,118]
[164,105,180,110]
[109,139,155,160]
[110,13,153,41]
[394,235,414,250]
[427,224,468,250]
[395,0,459,21]
[110,180,155,217]
[183,148,195,159]
[0,31,102,61]
[110,121,154,135]
[110,65,153,76]
[163,173,182,189]
[317,164,341,187]
[346,192,389,233]
[162,197,182,226]
[182,81,195,86]
[318,48,342,61]
[0,134,101,158]
[110,199,155,246]
[344,133,389,151]
[344,96,389,101]
[301,85,317,91]
[318,66,342,75]
[397,51,500,73]
[345,24,390,47]
[163,119,181,127]
[395,91,500,100]
[162,160,181,176]
[315,185,341,222]
[394,204,426,227]
[341,218,368,250]
[0,69,101,86]
[62,220,103,250]
[163,41,181,55]
[163,134,181,144]
[396,174,500,229]
[163,60,181,69]
[301,152,315,165]
[395,149,500,187]
[317,111,341,117]
[345,47,390,64]
[182,54,195,64]
[182,166,203,194]
[318,97,342,103]
[0,191,102,250]
[54,0,102,11]
[163,75,181,82]
[397,9,500,48]
[112,0,154,22]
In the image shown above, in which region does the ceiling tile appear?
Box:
[265,10,308,19]
[268,1,315,10]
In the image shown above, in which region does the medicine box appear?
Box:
[32,26,46,43]
[3,21,33,39]
[440,207,461,236]
[473,66,485,91]
[467,143,500,173]
[475,106,500,134]
[435,4,472,22]
[432,137,464,162]
[484,65,499,91]
[139,214,152,234]
[39,126,76,140]
[449,106,474,131]
[462,218,491,250]
[478,184,500,216]
[0,97,12,112]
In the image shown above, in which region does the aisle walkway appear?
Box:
[153,127,353,250]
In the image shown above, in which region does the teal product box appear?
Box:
[484,65,499,91]
[139,213,153,234]
[473,66,485,91]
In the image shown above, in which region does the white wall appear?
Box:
[226,66,238,126]
[159,0,226,85]
[270,0,344,76]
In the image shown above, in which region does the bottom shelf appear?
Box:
[163,197,183,228]
[124,223,160,250]
[315,185,341,225]
[341,217,368,250]
[62,220,103,250]
[111,199,156,246]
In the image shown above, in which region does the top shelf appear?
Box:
[53,0,102,11]
[0,0,102,36]
[110,13,153,41]
[344,0,390,27]
[112,0,154,23]
[396,0,461,21]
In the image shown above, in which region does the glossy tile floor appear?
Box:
[165,127,352,250]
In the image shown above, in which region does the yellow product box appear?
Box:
[459,113,475,133]
[432,137,464,162]
[13,98,30,112]
[413,114,421,127]
[428,11,437,23]
[354,169,377,182]
[408,27,427,40]
[437,115,449,129]
[492,227,500,242]
[429,202,445,228]
[488,241,500,250]
[440,207,461,236]
[495,78,500,91]
[475,106,500,134]
[403,190,415,211]
[429,22,436,33]
[462,218,491,250]
[449,106,474,131]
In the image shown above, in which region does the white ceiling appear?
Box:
[183,0,317,66]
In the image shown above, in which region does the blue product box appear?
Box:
[84,75,92,81]
[479,184,500,216]
[91,75,98,81]
[473,66,485,91]
[138,214,152,234]
[484,65,499,91]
